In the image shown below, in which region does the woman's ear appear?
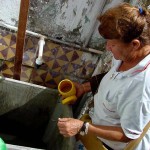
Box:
[131,39,141,50]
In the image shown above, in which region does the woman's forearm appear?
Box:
[88,124,131,142]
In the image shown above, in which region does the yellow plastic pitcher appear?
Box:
[58,79,77,104]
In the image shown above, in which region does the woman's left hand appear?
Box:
[57,118,83,137]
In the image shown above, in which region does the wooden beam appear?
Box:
[13,0,30,80]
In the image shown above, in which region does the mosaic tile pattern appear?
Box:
[0,29,99,88]
[1,61,33,82]
[20,66,33,82]
[30,68,62,89]
[29,41,98,87]
[0,29,38,66]
[43,42,84,72]
[23,37,38,67]
[0,29,16,61]
[1,61,14,78]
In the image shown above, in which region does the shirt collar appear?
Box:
[114,54,150,79]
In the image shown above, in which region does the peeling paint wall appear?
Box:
[0,0,150,50]
[129,0,150,6]
[0,0,107,49]
[28,0,106,48]
[88,0,124,50]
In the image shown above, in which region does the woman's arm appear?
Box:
[57,118,131,142]
[73,72,107,98]
[74,82,91,98]
[89,123,131,142]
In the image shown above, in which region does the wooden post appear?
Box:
[13,0,30,80]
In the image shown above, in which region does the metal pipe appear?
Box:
[0,21,46,38]
[0,21,103,55]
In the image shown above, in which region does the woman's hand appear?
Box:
[57,118,83,137]
[73,82,85,98]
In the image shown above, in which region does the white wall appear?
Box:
[0,0,20,25]
[1,0,142,50]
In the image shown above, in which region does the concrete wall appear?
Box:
[0,0,149,50]
[0,0,124,50]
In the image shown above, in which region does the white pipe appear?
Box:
[35,36,45,66]
[0,21,103,55]
[38,36,45,57]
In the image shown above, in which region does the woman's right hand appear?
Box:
[73,82,85,98]
[74,82,85,98]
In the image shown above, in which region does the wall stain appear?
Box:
[84,15,90,23]
[73,7,77,16]
[82,8,87,16]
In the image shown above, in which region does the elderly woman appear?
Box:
[57,3,150,150]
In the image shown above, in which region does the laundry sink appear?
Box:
[0,77,74,150]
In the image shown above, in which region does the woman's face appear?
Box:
[106,39,133,61]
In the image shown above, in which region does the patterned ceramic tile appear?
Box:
[20,66,33,82]
[30,68,60,88]
[1,61,33,81]
[30,68,48,86]
[0,59,4,76]
[32,41,98,83]
[44,71,61,88]
[1,61,14,78]
[75,59,97,79]
[0,29,16,61]
[23,36,39,67]
[41,42,68,70]
[0,30,38,66]
[0,29,101,88]
[41,42,84,73]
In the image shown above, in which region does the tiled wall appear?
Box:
[0,28,100,88]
